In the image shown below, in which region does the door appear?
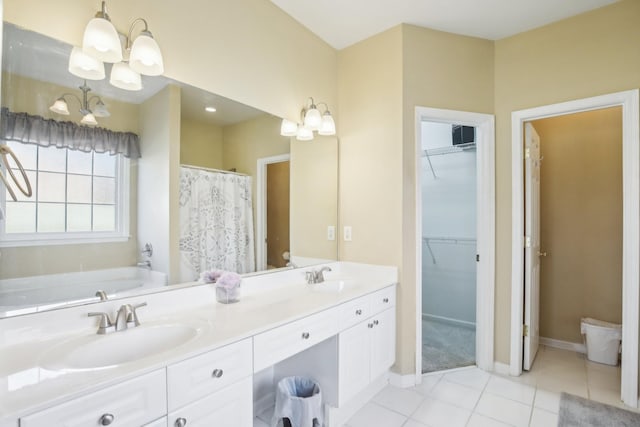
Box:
[266,161,290,268]
[523,122,541,370]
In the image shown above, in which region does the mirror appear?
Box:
[0,21,338,318]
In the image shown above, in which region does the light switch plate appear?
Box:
[327,225,336,241]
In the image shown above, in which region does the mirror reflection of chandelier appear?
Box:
[67,0,164,92]
[49,80,110,126]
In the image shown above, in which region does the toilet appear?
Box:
[581,317,622,366]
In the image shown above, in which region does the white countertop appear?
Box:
[0,262,397,422]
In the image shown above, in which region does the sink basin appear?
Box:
[41,321,206,371]
[309,279,355,293]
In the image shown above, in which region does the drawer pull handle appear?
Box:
[373,320,379,326]
[175,417,187,427]
[302,332,310,339]
[368,323,374,328]
[212,369,224,378]
[355,309,363,315]
[99,414,115,426]
[383,298,389,303]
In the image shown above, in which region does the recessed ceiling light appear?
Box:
[205,106,217,113]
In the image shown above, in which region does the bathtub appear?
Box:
[0,267,168,316]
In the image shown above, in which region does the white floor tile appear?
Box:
[346,402,407,427]
[442,368,491,391]
[466,414,512,427]
[529,408,558,427]
[414,374,442,395]
[428,379,482,410]
[533,389,560,413]
[485,376,535,405]
[401,420,428,427]
[411,397,471,427]
[373,386,425,416]
[475,393,532,427]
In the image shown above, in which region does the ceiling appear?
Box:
[2,23,265,127]
[270,0,620,49]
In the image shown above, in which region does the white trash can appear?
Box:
[581,317,622,366]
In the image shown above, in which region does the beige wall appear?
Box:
[180,119,224,170]
[493,0,640,363]
[533,108,622,343]
[0,74,140,279]
[3,0,337,123]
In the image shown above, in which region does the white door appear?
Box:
[523,123,542,371]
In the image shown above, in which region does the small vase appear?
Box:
[215,283,241,304]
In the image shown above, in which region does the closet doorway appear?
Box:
[414,107,495,379]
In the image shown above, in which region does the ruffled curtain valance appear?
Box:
[0,108,141,159]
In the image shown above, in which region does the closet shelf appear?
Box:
[422,236,476,264]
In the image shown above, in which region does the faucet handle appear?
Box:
[127,302,147,327]
[88,312,114,334]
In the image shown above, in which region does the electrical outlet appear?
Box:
[343,226,352,241]
[327,225,336,241]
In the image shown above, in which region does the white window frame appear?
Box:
[0,147,131,247]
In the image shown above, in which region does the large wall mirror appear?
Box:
[0,19,338,318]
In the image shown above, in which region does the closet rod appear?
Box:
[180,164,248,177]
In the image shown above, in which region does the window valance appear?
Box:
[0,108,141,159]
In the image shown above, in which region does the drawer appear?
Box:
[167,338,252,411]
[338,295,371,330]
[254,307,339,372]
[144,417,168,427]
[370,286,396,314]
[168,376,253,427]
[20,369,166,427]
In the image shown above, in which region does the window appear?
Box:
[0,141,130,246]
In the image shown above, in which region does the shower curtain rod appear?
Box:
[180,164,248,177]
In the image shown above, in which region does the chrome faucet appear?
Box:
[88,302,147,334]
[95,290,108,301]
[137,260,152,270]
[305,266,332,284]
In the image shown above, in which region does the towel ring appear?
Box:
[0,145,33,201]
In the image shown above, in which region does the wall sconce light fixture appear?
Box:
[68,1,164,91]
[280,97,336,141]
[49,80,110,126]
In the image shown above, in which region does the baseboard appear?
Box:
[540,336,586,354]
[493,361,511,376]
[389,371,416,388]
[422,313,476,330]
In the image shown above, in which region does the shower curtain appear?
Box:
[179,167,255,281]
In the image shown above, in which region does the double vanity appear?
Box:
[0,262,397,427]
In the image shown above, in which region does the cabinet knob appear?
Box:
[99,413,115,426]
[175,417,187,427]
[211,368,224,378]
[373,320,379,326]
[355,309,362,315]
[383,298,389,303]
[368,323,374,328]
[301,332,310,339]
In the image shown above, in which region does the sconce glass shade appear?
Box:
[82,17,123,63]
[280,119,298,137]
[296,125,314,141]
[110,62,142,91]
[49,98,70,115]
[129,32,164,76]
[318,113,336,136]
[93,100,111,118]
[68,47,105,80]
[81,113,98,126]
[304,107,322,131]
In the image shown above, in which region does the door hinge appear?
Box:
[524,148,531,159]
[523,325,529,337]
[524,236,531,248]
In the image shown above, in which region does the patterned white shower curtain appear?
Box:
[179,167,255,281]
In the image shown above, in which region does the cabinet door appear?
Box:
[370,307,396,380]
[338,320,371,406]
[20,369,167,427]
[168,376,252,427]
[144,417,168,427]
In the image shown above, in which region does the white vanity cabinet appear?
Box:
[20,369,167,427]
[144,417,168,427]
[338,287,396,406]
[166,338,253,427]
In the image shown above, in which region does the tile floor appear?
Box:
[346,345,628,427]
